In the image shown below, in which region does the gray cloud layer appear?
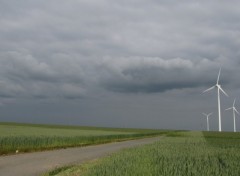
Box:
[0,0,240,130]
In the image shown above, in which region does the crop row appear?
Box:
[55,131,240,176]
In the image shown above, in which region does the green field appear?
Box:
[0,122,166,155]
[47,131,240,176]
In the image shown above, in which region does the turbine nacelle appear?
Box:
[203,68,228,97]
[203,84,228,97]
[202,113,213,118]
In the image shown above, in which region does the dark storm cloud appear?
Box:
[1,0,239,98]
[97,57,204,93]
[0,51,87,99]
[93,56,238,93]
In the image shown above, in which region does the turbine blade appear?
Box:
[236,110,240,115]
[202,113,207,116]
[219,86,228,97]
[217,67,221,84]
[225,107,232,111]
[233,98,236,107]
[208,113,213,116]
[203,86,215,93]
[234,108,240,115]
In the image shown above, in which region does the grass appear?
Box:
[0,122,166,155]
[46,131,240,176]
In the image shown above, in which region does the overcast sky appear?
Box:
[0,0,240,131]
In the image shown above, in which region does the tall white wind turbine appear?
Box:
[226,99,240,132]
[203,68,228,132]
[202,113,213,131]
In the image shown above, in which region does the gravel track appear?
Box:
[0,136,162,176]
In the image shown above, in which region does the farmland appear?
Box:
[47,131,240,176]
[0,122,166,155]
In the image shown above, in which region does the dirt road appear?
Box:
[0,136,161,176]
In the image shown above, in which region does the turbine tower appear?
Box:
[226,99,240,132]
[202,113,213,131]
[203,68,228,132]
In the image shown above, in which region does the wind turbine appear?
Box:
[226,99,240,132]
[202,113,213,131]
[203,68,228,132]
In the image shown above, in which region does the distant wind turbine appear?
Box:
[203,68,228,132]
[226,99,240,132]
[202,113,213,131]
